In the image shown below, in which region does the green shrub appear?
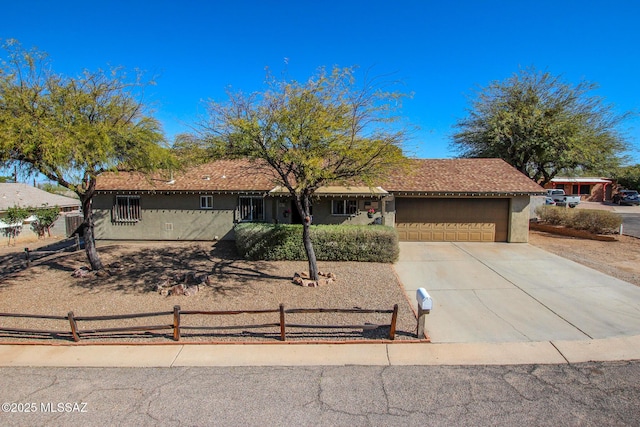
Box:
[234,223,399,262]
[535,206,622,234]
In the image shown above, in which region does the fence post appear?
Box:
[173,305,181,341]
[24,248,31,268]
[389,304,398,340]
[279,303,286,341]
[68,311,80,342]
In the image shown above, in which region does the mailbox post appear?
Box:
[416,288,432,339]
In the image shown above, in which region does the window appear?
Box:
[238,197,264,222]
[113,196,141,222]
[331,200,357,216]
[579,185,591,195]
[200,195,213,209]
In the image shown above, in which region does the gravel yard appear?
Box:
[0,240,418,343]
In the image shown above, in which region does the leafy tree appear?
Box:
[200,66,408,280]
[0,175,14,183]
[612,164,640,190]
[451,67,630,186]
[0,40,172,270]
[2,205,29,245]
[31,204,61,238]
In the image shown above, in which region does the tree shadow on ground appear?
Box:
[0,251,27,278]
[0,238,81,280]
[67,241,291,294]
[207,241,292,281]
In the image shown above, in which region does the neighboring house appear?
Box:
[93,158,544,243]
[0,183,81,240]
[545,177,614,202]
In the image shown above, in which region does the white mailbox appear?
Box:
[416,288,433,312]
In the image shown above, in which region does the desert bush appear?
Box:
[568,210,622,234]
[535,205,571,225]
[235,223,399,262]
[535,206,622,234]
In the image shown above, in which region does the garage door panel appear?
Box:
[396,223,496,242]
[396,198,507,242]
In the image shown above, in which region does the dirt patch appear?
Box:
[529,230,640,287]
[0,240,418,343]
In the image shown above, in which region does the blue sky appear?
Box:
[2,0,639,162]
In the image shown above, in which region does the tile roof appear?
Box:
[0,183,81,211]
[95,158,544,195]
[382,158,545,194]
[96,159,277,192]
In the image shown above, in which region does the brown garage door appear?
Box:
[395,198,509,242]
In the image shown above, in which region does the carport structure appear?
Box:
[383,159,545,242]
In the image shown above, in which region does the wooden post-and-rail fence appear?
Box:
[24,235,81,267]
[1,304,400,342]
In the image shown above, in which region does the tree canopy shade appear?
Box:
[200,66,409,280]
[451,68,630,186]
[0,40,171,269]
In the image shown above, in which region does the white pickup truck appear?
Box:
[546,189,581,208]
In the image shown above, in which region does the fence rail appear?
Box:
[0,304,399,342]
[24,235,81,267]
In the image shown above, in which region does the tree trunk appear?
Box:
[79,179,104,271]
[296,193,319,281]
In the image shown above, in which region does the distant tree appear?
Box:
[171,133,220,167]
[0,40,172,270]
[612,164,640,190]
[2,205,29,245]
[200,66,408,280]
[452,67,630,186]
[31,204,61,238]
[0,175,14,183]
[38,182,77,197]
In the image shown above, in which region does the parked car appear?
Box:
[545,197,556,205]
[545,189,580,208]
[613,190,640,206]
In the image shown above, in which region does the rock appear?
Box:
[95,269,110,277]
[184,285,199,296]
[156,280,171,295]
[71,267,91,278]
[168,284,185,296]
[197,274,211,286]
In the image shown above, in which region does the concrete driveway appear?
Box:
[395,242,640,343]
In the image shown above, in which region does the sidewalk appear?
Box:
[1,335,639,367]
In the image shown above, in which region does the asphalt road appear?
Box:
[1,363,639,426]
[621,213,640,238]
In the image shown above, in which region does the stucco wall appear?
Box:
[271,197,388,226]
[508,195,531,243]
[93,193,274,241]
[311,198,385,226]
